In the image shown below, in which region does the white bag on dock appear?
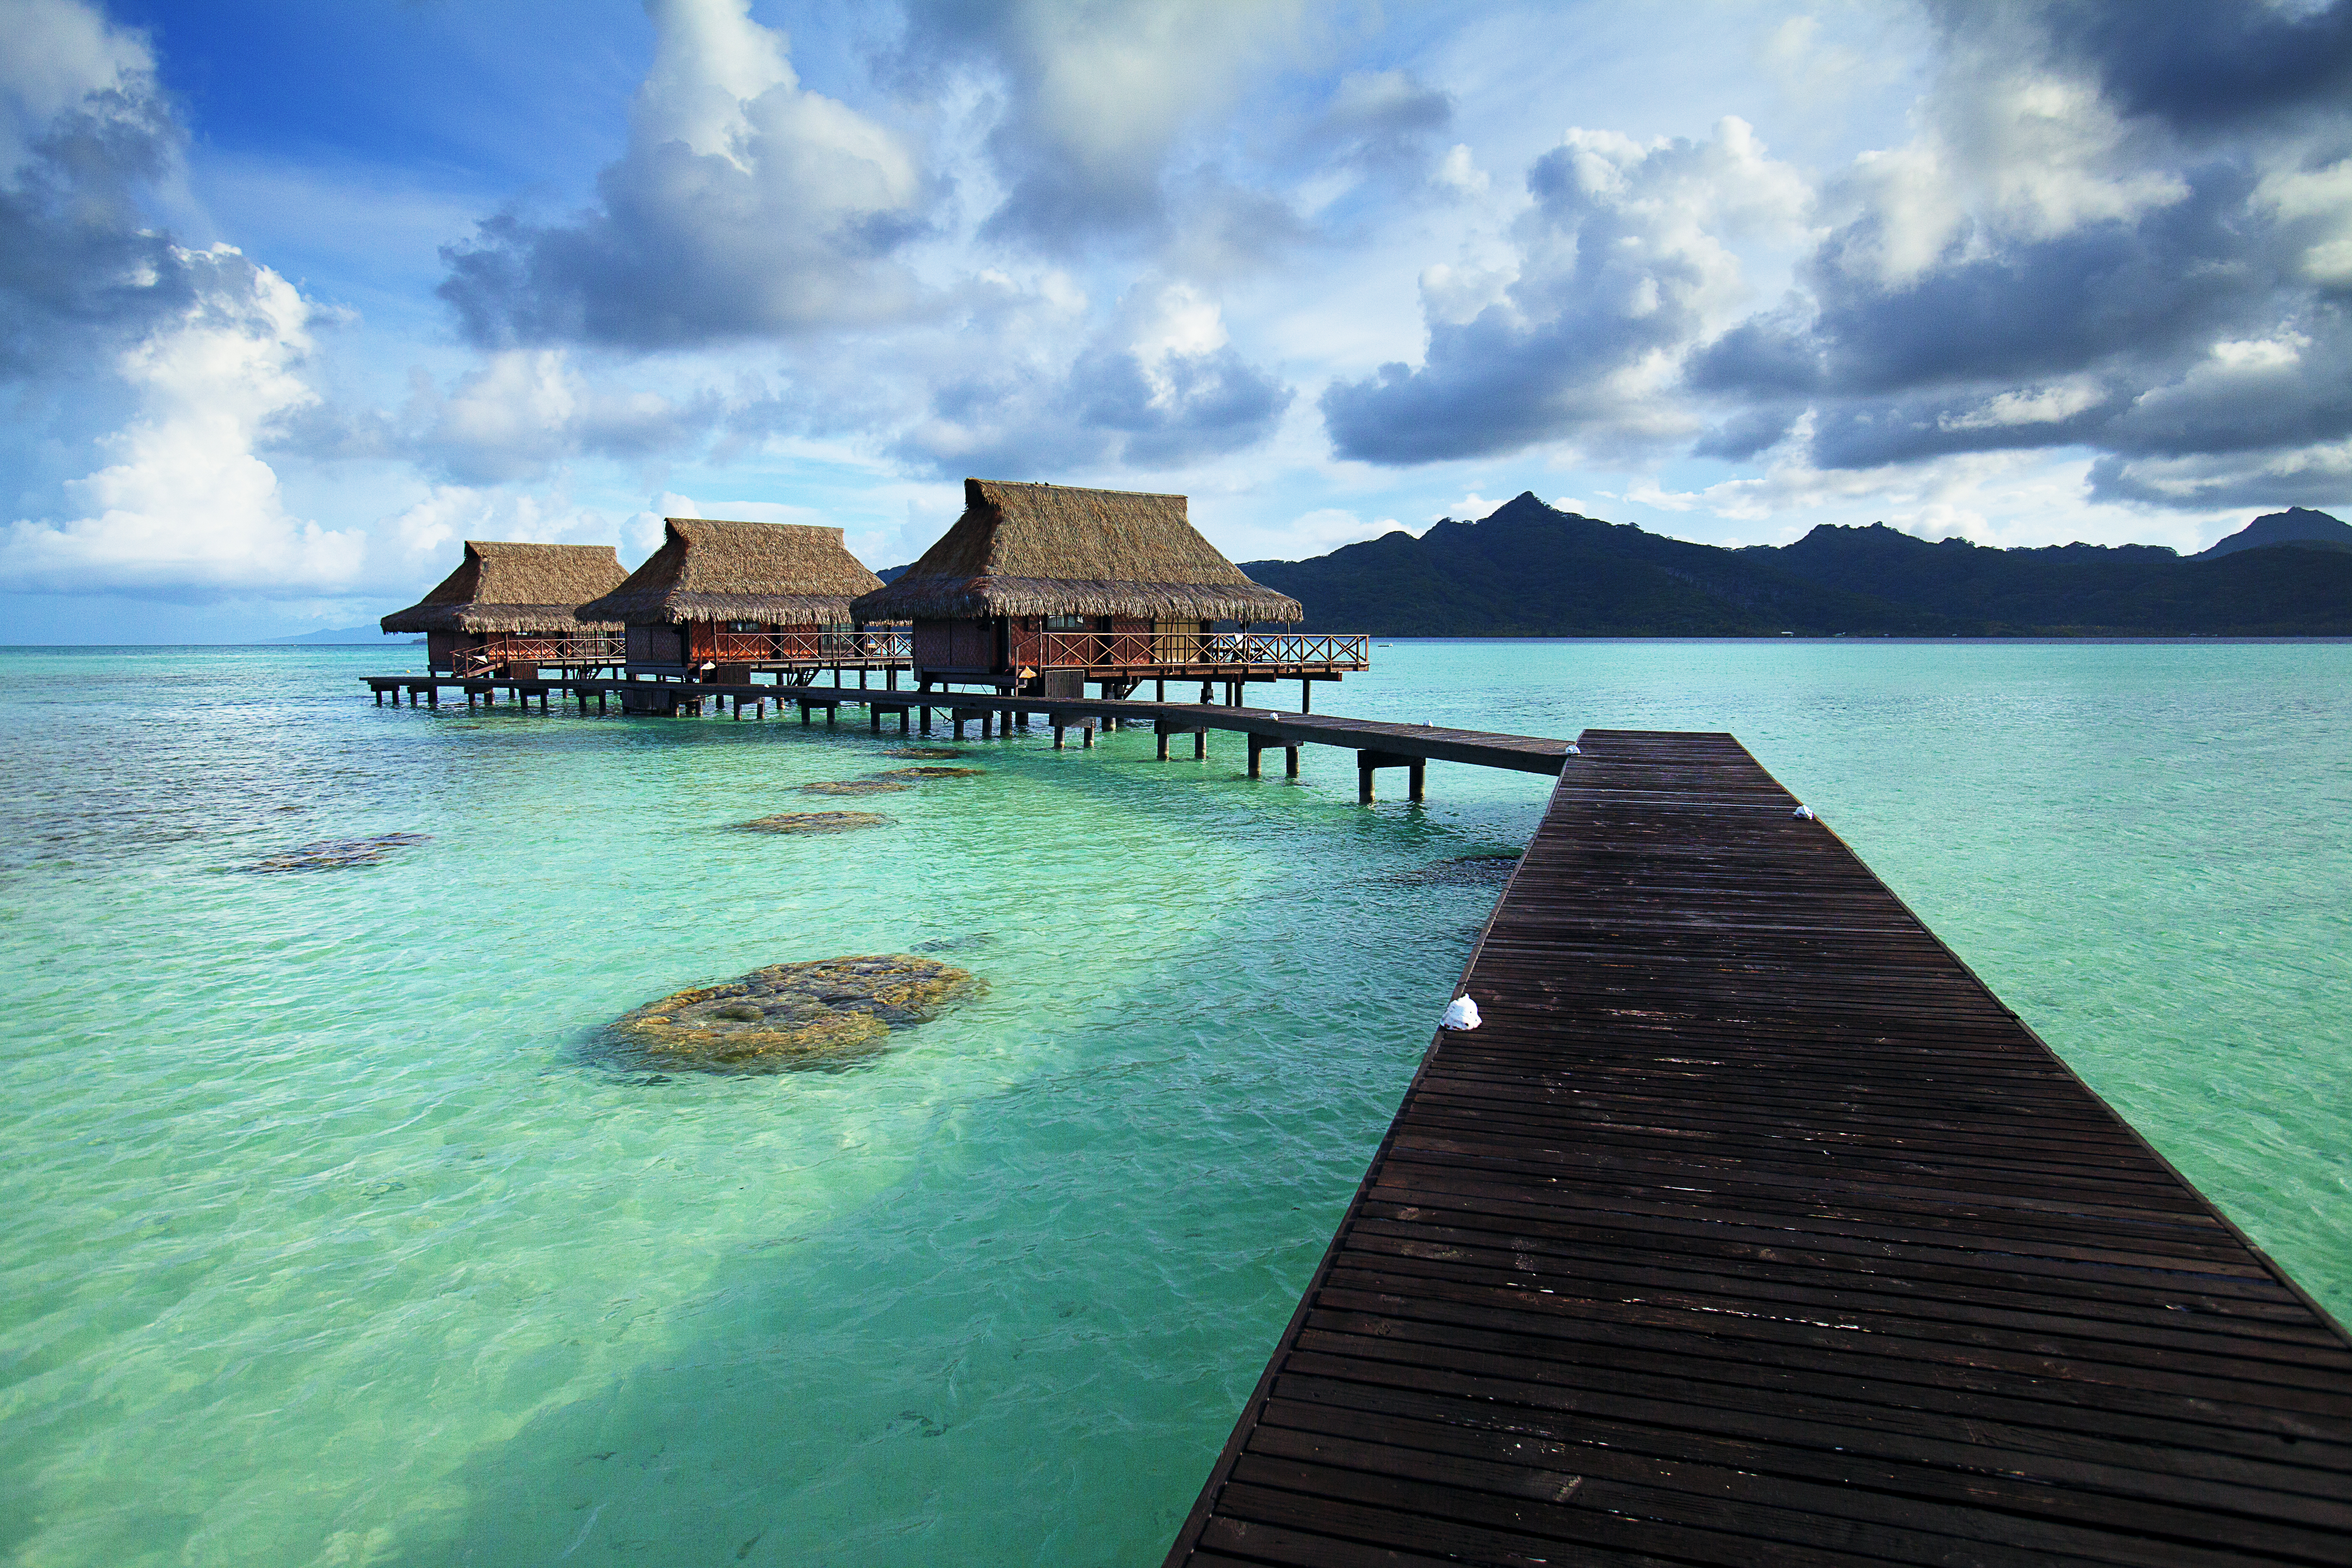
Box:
[1440,995,1482,1031]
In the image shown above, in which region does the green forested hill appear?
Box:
[1240,494,2352,636]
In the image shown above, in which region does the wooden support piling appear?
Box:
[1355,747,1416,803]
[1248,734,1300,779]
[364,678,1579,789]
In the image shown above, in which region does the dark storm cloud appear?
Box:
[1685,316,1823,397]
[1799,170,2266,396]
[2086,447,2352,508]
[1323,0,2352,511]
[1324,124,1785,464]
[1782,98,2349,482]
[1782,0,2352,493]
[1692,406,1800,462]
[1805,391,2122,470]
[2026,0,2352,133]
[1,84,196,376]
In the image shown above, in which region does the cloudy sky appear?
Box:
[3,0,2347,640]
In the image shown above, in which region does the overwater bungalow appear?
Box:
[381,541,627,677]
[573,518,906,682]
[849,479,1368,704]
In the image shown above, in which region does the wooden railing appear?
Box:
[709,629,911,663]
[1009,630,1370,671]
[450,636,624,676]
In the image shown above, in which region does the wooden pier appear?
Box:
[1163,730,2352,1567]
[362,677,1571,798]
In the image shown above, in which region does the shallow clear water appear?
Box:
[1,640,2344,1567]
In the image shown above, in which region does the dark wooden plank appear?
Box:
[1164,730,2352,1568]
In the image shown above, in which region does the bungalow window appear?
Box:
[1045,614,1088,631]
[725,620,765,633]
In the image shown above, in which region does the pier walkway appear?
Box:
[1163,730,2352,1567]
[362,676,1571,796]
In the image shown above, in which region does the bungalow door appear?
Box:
[1153,620,1205,665]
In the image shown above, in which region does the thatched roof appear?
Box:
[380,542,627,634]
[849,479,1303,622]
[575,518,885,625]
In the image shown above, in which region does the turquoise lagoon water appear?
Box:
[1,640,2345,1566]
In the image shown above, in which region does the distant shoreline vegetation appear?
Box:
[1241,498,2352,639]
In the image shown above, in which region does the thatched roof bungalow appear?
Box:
[575,518,888,672]
[382,541,626,675]
[851,480,1309,695]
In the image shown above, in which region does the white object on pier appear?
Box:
[1440,995,1483,1031]
[1792,805,1815,820]
[1565,743,1581,756]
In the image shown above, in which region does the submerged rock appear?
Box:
[608,955,983,1070]
[249,832,430,873]
[885,747,967,760]
[733,811,894,835]
[872,766,986,780]
[798,779,913,795]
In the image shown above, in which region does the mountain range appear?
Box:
[1239,498,2352,637]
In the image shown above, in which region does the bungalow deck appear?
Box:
[921,631,1373,695]
[1161,729,2352,1567]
